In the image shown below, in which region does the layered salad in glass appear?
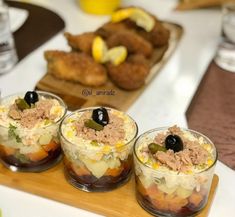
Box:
[59,107,138,192]
[134,126,217,217]
[0,91,67,172]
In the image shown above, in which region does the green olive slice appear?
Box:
[84,119,104,131]
[148,143,166,154]
[15,98,30,110]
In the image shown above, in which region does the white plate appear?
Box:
[9,7,29,32]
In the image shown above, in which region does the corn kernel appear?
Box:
[66,131,74,138]
[0,107,6,112]
[102,145,111,154]
[152,162,159,169]
[203,143,212,152]
[207,159,213,166]
[186,170,193,174]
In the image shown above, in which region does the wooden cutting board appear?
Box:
[0,161,218,217]
[36,22,183,111]
[176,0,235,10]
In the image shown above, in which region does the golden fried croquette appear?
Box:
[97,5,170,48]
[64,32,96,54]
[97,20,169,48]
[107,54,150,90]
[96,22,129,39]
[106,30,153,58]
[136,21,170,47]
[44,50,107,86]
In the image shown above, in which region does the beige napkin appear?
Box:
[176,0,235,10]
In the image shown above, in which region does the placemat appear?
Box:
[186,61,235,170]
[6,0,65,61]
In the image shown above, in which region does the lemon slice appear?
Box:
[130,8,155,32]
[106,46,127,66]
[111,8,135,23]
[92,36,108,63]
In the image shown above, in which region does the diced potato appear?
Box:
[176,186,193,199]
[106,158,121,169]
[82,158,108,178]
[39,134,52,145]
[158,184,177,194]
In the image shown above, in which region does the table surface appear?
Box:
[0,0,235,217]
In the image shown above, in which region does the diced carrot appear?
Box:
[71,163,91,176]
[168,196,188,212]
[147,184,161,199]
[0,144,16,156]
[136,180,148,196]
[105,167,122,177]
[27,148,48,162]
[153,199,168,211]
[42,140,59,152]
[189,192,203,207]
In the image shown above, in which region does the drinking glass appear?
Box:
[0,2,18,74]
[215,2,235,72]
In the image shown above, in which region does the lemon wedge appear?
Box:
[92,36,108,63]
[111,8,155,32]
[130,8,155,32]
[106,46,127,66]
[111,8,135,23]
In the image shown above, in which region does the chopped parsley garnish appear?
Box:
[8,124,22,143]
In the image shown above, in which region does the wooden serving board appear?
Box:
[36,22,183,111]
[176,0,235,10]
[0,161,218,217]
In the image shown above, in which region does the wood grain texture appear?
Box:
[187,61,235,170]
[36,22,183,112]
[176,0,235,10]
[0,161,218,217]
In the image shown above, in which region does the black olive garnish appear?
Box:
[24,91,39,105]
[165,135,183,152]
[92,107,109,126]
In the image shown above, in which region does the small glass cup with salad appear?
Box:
[0,91,67,172]
[134,126,217,217]
[59,107,138,192]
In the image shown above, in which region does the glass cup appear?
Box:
[0,2,18,74]
[59,107,138,192]
[0,91,67,172]
[133,127,217,217]
[215,2,235,72]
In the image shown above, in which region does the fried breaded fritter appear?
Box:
[44,50,107,86]
[133,21,170,47]
[64,32,96,54]
[118,7,170,47]
[96,22,129,39]
[106,30,153,58]
[97,6,170,48]
[107,54,150,90]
